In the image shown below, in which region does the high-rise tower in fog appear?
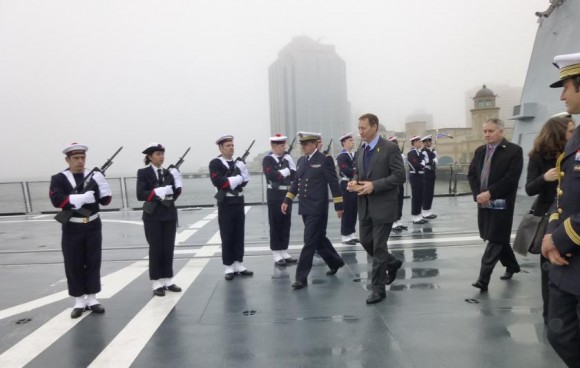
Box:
[269,36,350,153]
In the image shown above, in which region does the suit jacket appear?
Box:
[284,150,343,216]
[467,138,523,244]
[136,166,181,221]
[353,136,406,223]
[546,128,580,295]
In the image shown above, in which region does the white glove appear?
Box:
[284,154,297,171]
[422,151,429,161]
[154,186,173,199]
[235,161,250,182]
[279,168,291,177]
[69,190,96,209]
[228,175,243,189]
[92,172,112,197]
[169,168,183,189]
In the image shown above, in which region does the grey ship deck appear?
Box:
[0,195,566,367]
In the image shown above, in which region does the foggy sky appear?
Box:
[0,0,550,180]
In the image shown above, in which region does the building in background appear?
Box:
[269,36,350,157]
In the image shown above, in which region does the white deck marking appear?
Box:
[189,219,210,229]
[175,229,197,244]
[0,309,89,367]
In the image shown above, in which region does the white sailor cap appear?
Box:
[215,135,234,145]
[339,133,353,142]
[63,143,88,156]
[388,136,398,142]
[421,135,433,142]
[550,52,580,88]
[409,135,421,142]
[298,131,321,142]
[142,143,165,155]
[269,133,287,143]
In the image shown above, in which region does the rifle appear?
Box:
[145,147,191,213]
[286,136,297,155]
[214,140,255,204]
[54,146,123,224]
[323,138,333,155]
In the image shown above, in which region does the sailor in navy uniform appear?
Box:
[337,133,359,244]
[282,132,345,289]
[209,135,254,280]
[262,133,297,266]
[421,135,438,219]
[542,51,580,367]
[407,136,428,224]
[49,143,111,318]
[137,143,183,297]
[388,136,408,231]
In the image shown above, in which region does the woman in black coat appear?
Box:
[525,114,574,323]
[137,143,183,297]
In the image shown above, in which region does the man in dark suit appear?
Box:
[468,118,523,292]
[348,113,406,304]
[542,51,580,367]
[282,132,345,290]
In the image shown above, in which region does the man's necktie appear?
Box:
[157,169,164,185]
[363,144,372,178]
[480,145,495,191]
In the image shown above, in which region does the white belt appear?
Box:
[69,213,99,224]
[267,184,289,190]
[340,177,350,181]
[225,192,244,197]
[409,171,424,174]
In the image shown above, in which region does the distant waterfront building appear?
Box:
[268,36,350,157]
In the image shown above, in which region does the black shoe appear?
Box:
[237,269,254,276]
[423,214,437,219]
[342,239,357,245]
[284,257,297,264]
[275,259,287,266]
[392,225,402,231]
[413,218,428,224]
[225,273,234,281]
[386,259,403,285]
[471,280,488,292]
[88,304,105,313]
[352,238,360,243]
[165,284,182,292]
[399,225,408,230]
[292,280,307,289]
[71,307,84,319]
[153,287,166,296]
[365,291,386,304]
[326,263,344,275]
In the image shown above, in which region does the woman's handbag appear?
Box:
[513,210,549,256]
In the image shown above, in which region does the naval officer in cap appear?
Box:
[210,135,254,280]
[542,51,580,367]
[421,135,438,219]
[49,143,112,318]
[282,132,345,289]
[262,133,297,266]
[336,132,359,244]
[137,143,183,297]
[407,136,428,224]
[388,136,408,231]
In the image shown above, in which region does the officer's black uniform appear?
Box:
[210,157,248,267]
[421,146,437,215]
[284,149,344,284]
[263,152,295,252]
[50,170,111,297]
[407,147,425,218]
[337,149,357,238]
[137,166,181,282]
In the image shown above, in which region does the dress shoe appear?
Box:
[471,280,488,292]
[342,239,357,245]
[412,218,428,224]
[224,272,234,281]
[153,287,166,296]
[386,259,403,285]
[275,259,286,266]
[352,238,360,243]
[291,280,307,289]
[88,304,105,313]
[165,284,182,292]
[399,225,408,230]
[365,291,386,304]
[326,263,344,275]
[422,214,437,219]
[284,257,297,264]
[70,307,84,319]
[237,269,254,276]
